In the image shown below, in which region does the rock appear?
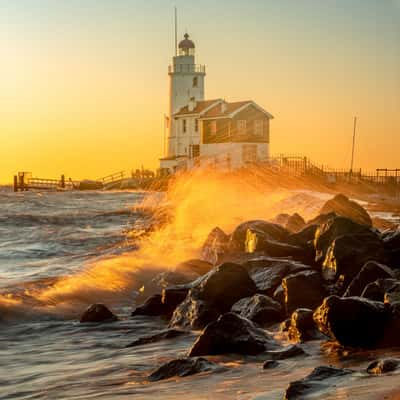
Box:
[287,224,318,248]
[282,271,326,314]
[170,262,257,329]
[188,312,278,356]
[151,270,198,290]
[169,291,221,329]
[314,216,373,263]
[148,357,220,381]
[263,360,279,369]
[367,358,400,374]
[132,294,167,317]
[273,213,291,226]
[126,329,186,347]
[319,194,372,226]
[161,286,189,316]
[306,212,337,228]
[322,232,386,286]
[231,220,290,251]
[383,230,400,269]
[361,278,399,302]
[273,285,285,306]
[313,295,389,348]
[245,230,311,262]
[280,318,291,332]
[264,344,306,360]
[344,261,395,297]
[284,365,353,399]
[231,294,282,325]
[286,213,306,233]
[200,227,230,265]
[288,308,321,342]
[80,304,117,323]
[243,258,310,296]
[384,282,400,306]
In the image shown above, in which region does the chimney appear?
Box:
[188,97,197,112]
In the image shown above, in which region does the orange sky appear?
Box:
[0,0,399,183]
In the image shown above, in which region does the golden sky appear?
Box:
[0,0,399,183]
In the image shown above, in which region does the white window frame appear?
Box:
[254,120,263,136]
[237,120,247,135]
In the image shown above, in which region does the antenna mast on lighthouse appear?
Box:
[174,7,178,56]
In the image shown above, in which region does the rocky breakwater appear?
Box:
[80,193,400,397]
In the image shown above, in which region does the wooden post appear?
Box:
[14,175,18,192]
[61,175,65,189]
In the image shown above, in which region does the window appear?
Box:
[195,119,199,132]
[242,145,258,163]
[254,120,263,136]
[183,119,187,133]
[193,77,198,87]
[190,144,200,159]
[237,120,247,135]
[210,120,217,135]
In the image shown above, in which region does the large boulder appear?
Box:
[170,263,256,329]
[322,232,386,286]
[288,308,322,342]
[80,304,117,323]
[282,271,326,314]
[367,358,400,375]
[383,230,400,269]
[344,261,395,297]
[319,194,372,226]
[361,278,399,302]
[314,216,373,263]
[231,294,282,326]
[161,286,190,315]
[148,357,221,381]
[132,294,167,317]
[200,227,230,265]
[287,224,318,248]
[313,295,389,348]
[231,220,290,251]
[188,312,278,356]
[244,259,310,296]
[245,229,312,262]
[285,366,353,399]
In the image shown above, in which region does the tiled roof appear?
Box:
[174,99,222,116]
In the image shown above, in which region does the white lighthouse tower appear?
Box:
[160,33,206,171]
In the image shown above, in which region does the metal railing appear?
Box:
[168,64,206,74]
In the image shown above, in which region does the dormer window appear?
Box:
[254,120,263,136]
[193,77,198,87]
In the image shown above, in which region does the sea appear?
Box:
[1,180,400,400]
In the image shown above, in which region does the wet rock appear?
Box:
[188,312,278,356]
[264,344,306,360]
[231,294,282,325]
[313,295,389,348]
[273,213,291,226]
[245,230,311,262]
[231,220,290,251]
[282,271,326,314]
[344,261,395,297]
[273,285,285,306]
[263,360,279,369]
[367,358,400,374]
[319,194,372,226]
[200,227,230,265]
[383,230,400,269]
[322,232,386,286]
[151,270,198,290]
[288,308,321,342]
[126,329,186,348]
[286,213,306,233]
[170,262,257,329]
[161,286,189,316]
[372,217,397,231]
[280,318,291,332]
[384,282,400,306]
[285,365,353,399]
[306,212,337,228]
[361,278,399,302]
[287,224,318,248]
[132,294,166,317]
[244,258,310,297]
[314,216,373,263]
[148,357,220,381]
[80,304,117,323]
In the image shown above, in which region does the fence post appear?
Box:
[61,175,65,189]
[14,175,18,192]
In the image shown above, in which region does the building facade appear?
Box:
[160,33,273,174]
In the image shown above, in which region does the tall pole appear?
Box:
[174,7,178,56]
[350,116,357,174]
